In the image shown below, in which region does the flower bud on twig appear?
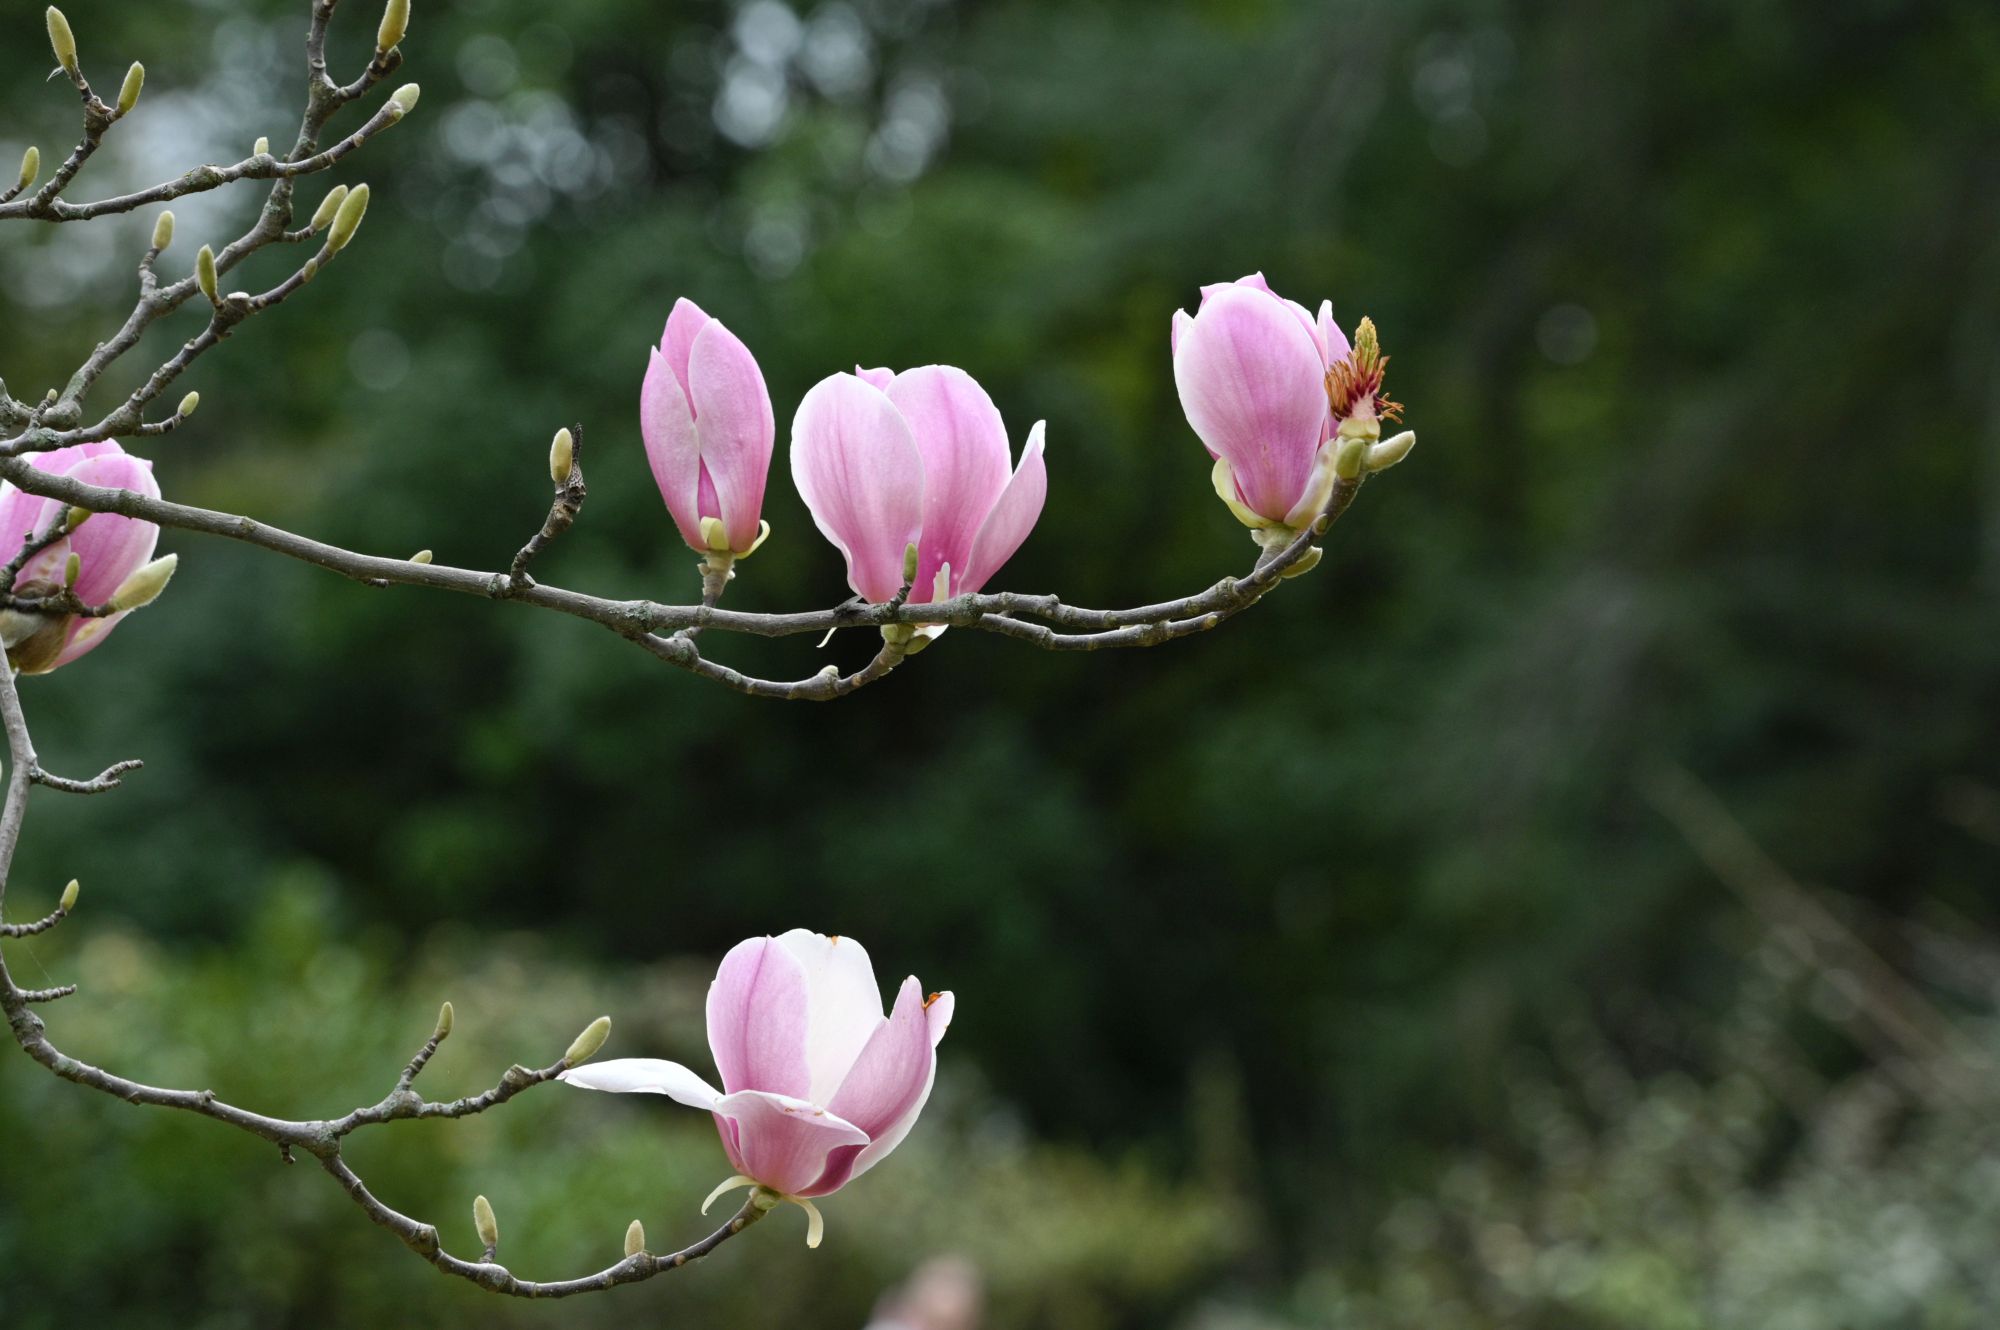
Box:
[386,84,421,122]
[434,1000,453,1038]
[1364,430,1416,473]
[548,427,573,485]
[325,183,370,255]
[116,62,144,116]
[60,878,79,912]
[253,135,269,157]
[624,1220,645,1257]
[902,542,919,586]
[472,1194,499,1252]
[563,1015,611,1067]
[16,147,40,194]
[308,185,348,233]
[194,245,219,304]
[150,210,174,252]
[108,553,177,613]
[1333,435,1366,481]
[177,391,199,419]
[63,553,80,589]
[377,0,410,53]
[46,8,78,76]
[410,549,433,565]
[64,506,91,530]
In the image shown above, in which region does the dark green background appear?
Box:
[2,0,1998,1325]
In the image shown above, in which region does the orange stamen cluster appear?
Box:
[1325,316,1403,425]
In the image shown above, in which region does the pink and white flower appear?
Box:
[790,366,1045,608]
[641,298,777,560]
[559,930,954,1247]
[0,441,164,674]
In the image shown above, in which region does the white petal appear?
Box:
[775,929,888,1102]
[557,1058,721,1110]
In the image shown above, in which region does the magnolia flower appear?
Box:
[0,441,164,674]
[1172,272,1409,540]
[560,930,954,1248]
[790,366,1045,614]
[641,297,777,561]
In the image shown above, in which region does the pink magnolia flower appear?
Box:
[790,366,1045,606]
[559,930,954,1247]
[0,441,163,674]
[1171,272,1351,532]
[641,298,777,559]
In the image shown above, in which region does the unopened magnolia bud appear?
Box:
[117,62,144,116]
[195,245,218,303]
[108,553,177,612]
[472,1194,499,1250]
[410,548,433,564]
[309,184,348,233]
[326,183,370,254]
[564,1015,611,1067]
[177,391,199,418]
[1364,430,1416,473]
[253,135,269,156]
[1279,546,1323,580]
[434,1000,454,1038]
[548,427,573,485]
[624,1220,645,1257]
[62,552,80,589]
[16,146,40,193]
[387,84,421,121]
[151,210,174,252]
[902,542,919,585]
[59,878,78,912]
[1333,435,1366,481]
[377,0,410,52]
[46,8,78,76]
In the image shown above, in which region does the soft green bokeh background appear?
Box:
[2,0,1998,1325]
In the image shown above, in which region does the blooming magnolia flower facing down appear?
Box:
[0,442,163,674]
[790,366,1045,616]
[1172,273,1410,543]
[559,930,954,1247]
[641,298,777,561]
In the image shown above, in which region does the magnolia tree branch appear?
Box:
[0,0,1400,1301]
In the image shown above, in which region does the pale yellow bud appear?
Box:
[548,427,573,485]
[195,245,218,304]
[16,146,40,193]
[151,210,174,253]
[410,549,433,565]
[472,1194,499,1251]
[377,0,411,53]
[309,185,348,233]
[64,506,91,530]
[624,1220,645,1258]
[563,1015,611,1068]
[60,878,78,912]
[62,552,80,589]
[117,62,144,116]
[253,135,269,156]
[901,542,919,585]
[46,8,77,76]
[434,1000,453,1038]
[1364,430,1416,473]
[177,391,199,418]
[108,553,177,612]
[1333,435,1367,481]
[326,183,370,255]
[387,84,421,121]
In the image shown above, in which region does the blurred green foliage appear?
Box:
[2,0,1998,1323]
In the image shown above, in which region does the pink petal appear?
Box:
[1172,285,1329,523]
[775,929,886,1104]
[883,367,1011,601]
[843,989,953,1185]
[50,613,130,670]
[1200,272,1273,305]
[1283,297,1328,363]
[660,297,711,401]
[960,420,1046,595]
[558,1058,722,1110]
[789,373,924,603]
[58,453,160,604]
[687,319,776,552]
[0,441,123,564]
[1171,308,1192,361]
[854,366,896,391]
[707,937,812,1099]
[802,977,936,1196]
[641,346,705,550]
[1317,299,1350,362]
[713,1090,868,1197]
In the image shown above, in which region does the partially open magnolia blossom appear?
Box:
[1172,273,1412,548]
[559,930,953,1247]
[0,441,169,674]
[640,297,778,563]
[790,366,1045,633]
